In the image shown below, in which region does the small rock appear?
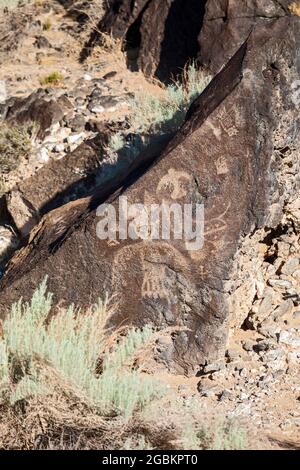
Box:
[67,115,86,132]
[253,340,271,353]
[281,257,299,275]
[36,146,50,163]
[279,330,300,347]
[75,97,86,107]
[83,73,92,81]
[103,71,117,80]
[66,133,84,145]
[293,311,300,321]
[258,320,279,339]
[88,101,105,113]
[268,279,292,289]
[34,35,51,49]
[218,389,234,402]
[53,143,65,153]
[200,360,225,375]
[242,340,255,352]
[225,348,240,361]
[273,299,294,321]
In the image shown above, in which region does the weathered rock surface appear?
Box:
[83,0,294,80]
[0,138,102,237]
[0,17,299,374]
[84,0,207,81]
[198,0,292,73]
[6,90,65,140]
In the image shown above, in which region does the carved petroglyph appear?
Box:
[215,105,244,137]
[216,156,229,175]
[141,260,178,307]
[157,169,191,200]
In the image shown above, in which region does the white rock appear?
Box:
[83,73,92,81]
[67,133,84,145]
[268,279,292,289]
[91,105,105,113]
[50,122,61,134]
[0,80,7,104]
[53,143,65,153]
[36,147,50,163]
[279,330,300,347]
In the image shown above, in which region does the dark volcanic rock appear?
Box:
[83,0,292,80]
[198,0,292,73]
[34,35,52,49]
[1,18,299,373]
[83,0,207,81]
[6,90,65,140]
[1,139,102,237]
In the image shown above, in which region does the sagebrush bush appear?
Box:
[0,280,248,450]
[0,122,35,173]
[0,278,162,418]
[129,64,211,134]
[183,419,247,450]
[107,64,211,158]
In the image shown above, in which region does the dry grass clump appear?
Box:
[42,17,52,31]
[39,71,64,86]
[0,121,35,174]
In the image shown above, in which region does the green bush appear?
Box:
[0,278,163,418]
[0,122,34,174]
[107,64,211,158]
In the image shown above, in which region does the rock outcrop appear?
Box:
[0,17,299,374]
[198,0,292,73]
[83,0,294,80]
[83,0,207,81]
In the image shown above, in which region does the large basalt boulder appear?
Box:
[0,138,102,238]
[84,0,293,80]
[1,17,299,374]
[5,90,66,140]
[198,0,292,73]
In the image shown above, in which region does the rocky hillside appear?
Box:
[0,0,299,450]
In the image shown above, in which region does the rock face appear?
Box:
[0,138,102,238]
[84,0,294,80]
[84,0,207,81]
[1,17,299,374]
[198,0,292,73]
[5,90,65,140]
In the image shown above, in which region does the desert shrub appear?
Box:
[107,64,211,158]
[0,122,35,173]
[128,64,211,135]
[0,278,162,419]
[182,419,247,450]
[39,71,64,86]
